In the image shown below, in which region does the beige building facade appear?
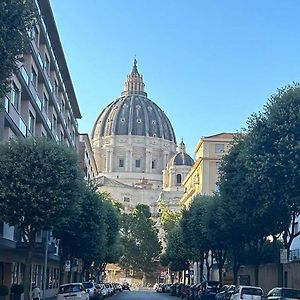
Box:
[180,133,235,208]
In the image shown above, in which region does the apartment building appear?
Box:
[180,133,235,208]
[0,0,82,296]
[78,134,98,181]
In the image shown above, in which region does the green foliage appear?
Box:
[120,204,161,276]
[10,284,24,295]
[0,0,35,98]
[0,285,9,296]
[158,201,181,234]
[53,185,122,270]
[164,225,190,272]
[0,138,81,239]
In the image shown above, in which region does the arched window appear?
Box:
[176,174,182,185]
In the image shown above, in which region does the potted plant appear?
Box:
[10,284,23,300]
[0,285,9,300]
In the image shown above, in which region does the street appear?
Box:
[114,289,172,299]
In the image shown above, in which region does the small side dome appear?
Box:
[167,140,194,167]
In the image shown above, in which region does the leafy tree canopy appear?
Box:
[0,138,81,239]
[0,0,35,98]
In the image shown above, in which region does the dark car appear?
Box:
[182,285,191,299]
[266,288,300,300]
[122,282,130,291]
[170,284,177,296]
[216,285,235,300]
[191,283,201,300]
[198,280,222,300]
[177,283,185,297]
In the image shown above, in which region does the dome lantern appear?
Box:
[121,58,147,97]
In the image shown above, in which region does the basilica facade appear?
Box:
[91,60,194,212]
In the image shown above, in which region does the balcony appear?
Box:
[20,66,30,86]
[4,96,9,112]
[19,116,27,136]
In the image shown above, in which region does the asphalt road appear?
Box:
[114,289,172,299]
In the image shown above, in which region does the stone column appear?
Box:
[105,149,110,172]
[145,149,152,173]
[109,150,113,172]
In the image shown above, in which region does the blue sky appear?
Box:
[50,0,300,156]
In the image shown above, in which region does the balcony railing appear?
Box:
[20,66,30,86]
[4,96,9,112]
[19,117,27,136]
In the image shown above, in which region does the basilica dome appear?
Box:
[91,59,176,143]
[167,140,194,167]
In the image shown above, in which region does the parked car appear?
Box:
[198,280,222,300]
[230,286,263,300]
[216,285,235,300]
[57,283,89,300]
[97,284,108,298]
[170,284,177,296]
[82,282,98,299]
[266,288,300,300]
[182,285,191,299]
[191,283,201,300]
[165,284,172,293]
[176,283,185,298]
[122,282,130,291]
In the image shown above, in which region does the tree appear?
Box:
[98,196,121,274]
[53,183,107,282]
[244,83,300,255]
[163,225,190,283]
[158,201,181,235]
[0,138,81,300]
[0,0,35,99]
[120,204,161,284]
[181,195,213,281]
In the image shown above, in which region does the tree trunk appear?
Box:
[24,243,34,300]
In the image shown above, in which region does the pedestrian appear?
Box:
[32,285,41,300]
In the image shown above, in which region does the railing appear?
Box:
[4,96,9,112]
[34,93,43,110]
[19,117,27,136]
[20,66,30,86]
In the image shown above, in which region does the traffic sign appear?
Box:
[280,249,288,264]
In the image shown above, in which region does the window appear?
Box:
[31,67,37,89]
[43,93,49,112]
[135,159,141,168]
[52,114,57,131]
[119,159,124,168]
[30,26,39,45]
[176,174,182,185]
[44,54,50,73]
[123,197,130,203]
[11,83,20,110]
[29,111,35,134]
[152,160,156,169]
[54,80,59,95]
[61,101,65,114]
[215,143,225,153]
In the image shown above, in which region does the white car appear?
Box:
[82,282,98,299]
[57,283,89,300]
[98,284,109,298]
[231,286,263,300]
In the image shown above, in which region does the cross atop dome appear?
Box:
[122,58,147,96]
